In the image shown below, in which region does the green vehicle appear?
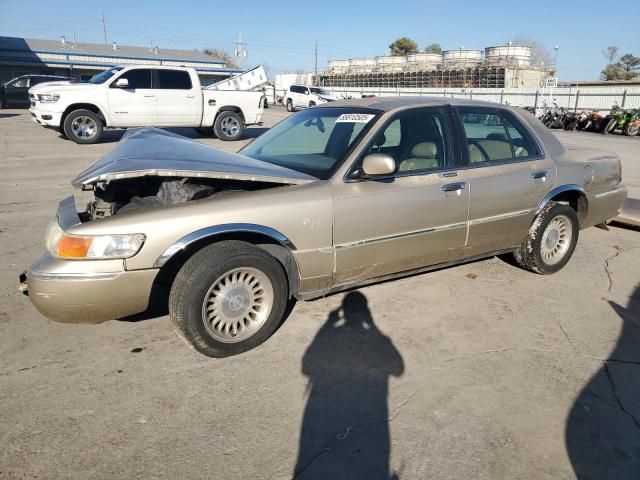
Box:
[603,106,640,136]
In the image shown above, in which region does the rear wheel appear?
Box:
[513,201,579,275]
[169,241,289,357]
[213,111,244,141]
[63,109,103,144]
[286,99,294,112]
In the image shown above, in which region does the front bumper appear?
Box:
[22,253,158,324]
[29,104,63,127]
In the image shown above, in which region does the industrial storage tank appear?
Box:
[406,53,443,71]
[485,45,532,67]
[328,59,349,74]
[375,55,407,72]
[442,49,483,69]
[348,58,369,73]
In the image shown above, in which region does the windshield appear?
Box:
[88,67,123,84]
[310,87,331,96]
[241,107,380,179]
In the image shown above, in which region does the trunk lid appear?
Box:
[72,128,317,188]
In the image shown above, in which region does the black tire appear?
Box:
[169,240,289,357]
[602,118,617,135]
[512,201,579,275]
[63,109,103,144]
[308,101,316,108]
[286,99,294,112]
[195,126,214,136]
[623,123,639,136]
[213,111,244,141]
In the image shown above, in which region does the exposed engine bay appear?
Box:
[82,177,285,221]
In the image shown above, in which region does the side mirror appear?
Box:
[305,90,310,95]
[362,154,395,177]
[114,78,129,88]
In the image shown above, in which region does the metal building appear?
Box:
[0,36,242,85]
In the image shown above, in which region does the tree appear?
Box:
[388,37,419,56]
[601,63,624,81]
[602,46,619,64]
[618,53,640,74]
[510,37,551,68]
[203,48,239,68]
[600,52,640,80]
[424,43,442,54]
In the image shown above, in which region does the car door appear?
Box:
[5,77,30,106]
[107,68,156,127]
[332,106,469,285]
[455,106,557,254]
[154,69,201,126]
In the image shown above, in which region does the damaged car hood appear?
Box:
[72,128,317,188]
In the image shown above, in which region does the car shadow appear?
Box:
[565,286,640,479]
[0,113,22,119]
[293,291,404,480]
[56,126,269,144]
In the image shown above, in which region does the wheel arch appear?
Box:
[537,184,588,226]
[152,224,300,299]
[214,106,245,123]
[60,103,109,128]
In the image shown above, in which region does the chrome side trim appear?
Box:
[27,271,121,281]
[537,184,586,213]
[153,223,296,268]
[595,187,627,199]
[469,209,532,225]
[335,221,467,250]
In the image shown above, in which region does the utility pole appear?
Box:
[102,12,108,44]
[314,41,318,80]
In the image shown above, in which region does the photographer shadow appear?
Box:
[294,291,404,480]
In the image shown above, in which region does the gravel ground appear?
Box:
[0,106,639,480]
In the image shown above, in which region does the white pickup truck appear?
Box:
[28,65,265,144]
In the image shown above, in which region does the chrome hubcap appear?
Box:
[71,116,97,139]
[540,215,572,265]
[202,267,273,343]
[220,117,240,137]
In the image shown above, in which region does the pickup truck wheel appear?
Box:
[214,111,244,141]
[63,109,103,144]
[169,240,288,358]
[286,100,294,112]
[512,201,579,275]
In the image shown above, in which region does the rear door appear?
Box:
[455,106,557,254]
[154,69,201,126]
[107,68,155,127]
[332,106,470,285]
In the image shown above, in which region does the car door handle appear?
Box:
[442,182,467,192]
[531,171,548,181]
[143,94,155,98]
[185,94,196,98]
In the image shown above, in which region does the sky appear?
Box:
[1,0,638,81]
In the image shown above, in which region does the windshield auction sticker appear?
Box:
[336,113,375,123]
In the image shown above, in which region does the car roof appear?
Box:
[316,95,508,112]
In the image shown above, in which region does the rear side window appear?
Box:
[115,69,152,89]
[457,107,539,164]
[157,70,192,90]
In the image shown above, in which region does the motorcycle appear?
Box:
[622,109,640,136]
[602,105,626,135]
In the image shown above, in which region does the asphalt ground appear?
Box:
[1,106,639,479]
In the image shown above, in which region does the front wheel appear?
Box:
[286,100,294,112]
[512,201,579,275]
[213,111,244,141]
[308,101,316,108]
[63,109,103,144]
[623,123,640,136]
[169,241,289,357]
[602,118,617,135]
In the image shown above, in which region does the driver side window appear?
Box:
[9,78,28,88]
[366,108,452,174]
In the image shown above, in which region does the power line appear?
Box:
[101,12,108,44]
